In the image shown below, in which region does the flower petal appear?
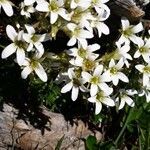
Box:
[2,1,13,16]
[71,86,79,101]
[95,101,102,114]
[21,66,32,79]
[16,48,25,66]
[61,81,73,93]
[1,43,17,59]
[6,25,17,41]
[90,84,98,96]
[34,63,48,82]
[102,97,115,107]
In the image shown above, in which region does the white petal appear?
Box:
[6,25,17,41]
[24,0,35,5]
[121,18,130,30]
[81,71,92,82]
[34,63,48,82]
[27,43,33,52]
[61,82,73,93]
[143,74,149,86]
[129,35,141,45]
[36,2,49,12]
[95,101,102,114]
[131,22,143,33]
[71,0,77,9]
[23,33,31,43]
[88,96,96,103]
[123,96,135,107]
[71,86,79,101]
[97,22,109,35]
[134,50,141,58]
[102,97,115,107]
[90,84,98,96]
[112,76,119,86]
[58,8,70,21]
[25,24,35,34]
[109,59,115,68]
[21,66,32,79]
[118,72,129,83]
[135,64,144,72]
[79,30,93,39]
[77,38,88,49]
[2,1,13,16]
[16,48,25,66]
[67,37,76,46]
[1,43,17,58]
[99,83,113,96]
[118,99,125,110]
[50,11,58,24]
[93,65,103,76]
[116,58,124,69]
[88,44,100,52]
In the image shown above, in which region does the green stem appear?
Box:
[0,44,5,48]
[114,108,132,146]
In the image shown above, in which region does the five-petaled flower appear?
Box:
[1,25,26,66]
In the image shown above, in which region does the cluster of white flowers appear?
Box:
[1,0,150,114]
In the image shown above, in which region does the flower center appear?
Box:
[31,60,38,69]
[83,59,95,71]
[123,27,132,37]
[15,40,26,49]
[143,66,150,74]
[78,48,87,58]
[96,91,104,102]
[139,46,148,53]
[73,78,80,86]
[31,35,39,43]
[74,27,81,36]
[90,76,100,84]
[110,67,118,75]
[92,0,98,4]
[49,1,59,11]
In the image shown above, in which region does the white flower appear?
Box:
[20,2,35,18]
[70,0,90,9]
[1,25,26,65]
[91,0,110,19]
[0,0,13,16]
[88,90,115,114]
[23,25,46,58]
[61,68,86,101]
[115,42,132,67]
[68,43,100,65]
[117,90,135,110]
[90,15,109,37]
[134,38,150,63]
[118,18,143,45]
[67,23,93,48]
[138,88,150,103]
[21,57,47,82]
[103,59,129,86]
[135,64,150,86]
[82,65,113,96]
[24,0,44,6]
[36,0,70,24]
[24,0,36,6]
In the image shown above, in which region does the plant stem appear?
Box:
[0,44,5,48]
[114,107,132,146]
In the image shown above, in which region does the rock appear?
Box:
[0,104,102,150]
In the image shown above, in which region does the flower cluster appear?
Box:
[1,0,150,114]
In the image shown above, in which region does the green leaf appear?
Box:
[86,135,98,150]
[55,135,65,150]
